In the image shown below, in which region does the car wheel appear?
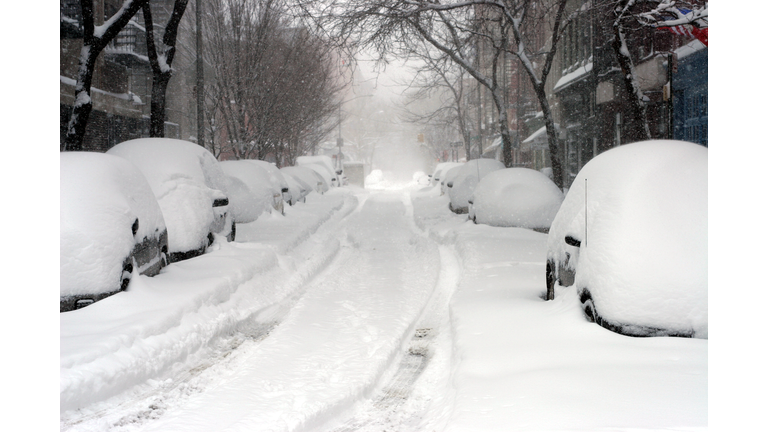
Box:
[229,220,236,242]
[207,232,215,247]
[580,289,600,324]
[120,257,133,292]
[545,260,556,300]
[160,245,169,268]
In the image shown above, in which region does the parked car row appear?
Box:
[427,140,707,339]
[61,139,338,312]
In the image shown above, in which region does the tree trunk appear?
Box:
[535,85,565,190]
[62,0,149,151]
[149,73,172,137]
[63,47,98,151]
[143,0,188,138]
[612,2,652,143]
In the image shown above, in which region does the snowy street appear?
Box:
[60,183,707,432]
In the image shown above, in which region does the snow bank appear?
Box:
[471,168,564,229]
[547,140,708,337]
[60,152,166,297]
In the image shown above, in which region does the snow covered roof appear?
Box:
[553,62,593,93]
[522,124,562,145]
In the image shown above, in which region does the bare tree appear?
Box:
[142,0,189,137]
[317,0,574,189]
[399,40,474,161]
[62,0,149,151]
[202,0,345,163]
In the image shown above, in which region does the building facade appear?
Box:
[60,0,194,152]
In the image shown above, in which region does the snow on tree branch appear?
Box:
[636,1,708,29]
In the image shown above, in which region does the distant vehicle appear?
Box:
[430,162,463,187]
[281,165,328,194]
[107,138,234,262]
[545,140,707,338]
[60,152,169,312]
[220,160,277,224]
[469,168,564,232]
[297,155,338,187]
[447,158,505,213]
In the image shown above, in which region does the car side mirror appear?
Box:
[447,181,453,188]
[565,235,581,247]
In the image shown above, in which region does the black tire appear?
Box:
[120,257,133,291]
[545,260,556,300]
[229,220,236,242]
[579,289,600,324]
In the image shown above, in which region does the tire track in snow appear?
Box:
[322,244,462,432]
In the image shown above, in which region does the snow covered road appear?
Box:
[60,184,707,432]
[137,192,441,431]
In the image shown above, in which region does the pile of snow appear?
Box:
[471,167,564,229]
[412,171,430,186]
[60,152,166,297]
[547,140,708,337]
[447,158,505,212]
[365,169,385,186]
[107,138,230,254]
[220,160,275,223]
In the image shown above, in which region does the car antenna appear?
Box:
[584,178,588,248]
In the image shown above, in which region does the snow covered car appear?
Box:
[430,162,463,187]
[440,164,464,196]
[447,158,505,213]
[281,165,328,194]
[279,167,310,204]
[61,152,169,312]
[469,168,564,231]
[545,140,707,338]
[247,160,292,208]
[107,138,234,263]
[297,155,339,186]
[220,160,281,223]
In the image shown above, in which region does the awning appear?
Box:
[553,63,593,93]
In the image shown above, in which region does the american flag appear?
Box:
[659,7,708,46]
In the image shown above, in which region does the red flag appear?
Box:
[691,27,708,46]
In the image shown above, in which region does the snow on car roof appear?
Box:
[220,160,275,223]
[61,152,166,297]
[547,140,707,337]
[472,168,564,229]
[107,138,228,253]
[448,158,505,210]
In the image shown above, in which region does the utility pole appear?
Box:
[196,0,205,148]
